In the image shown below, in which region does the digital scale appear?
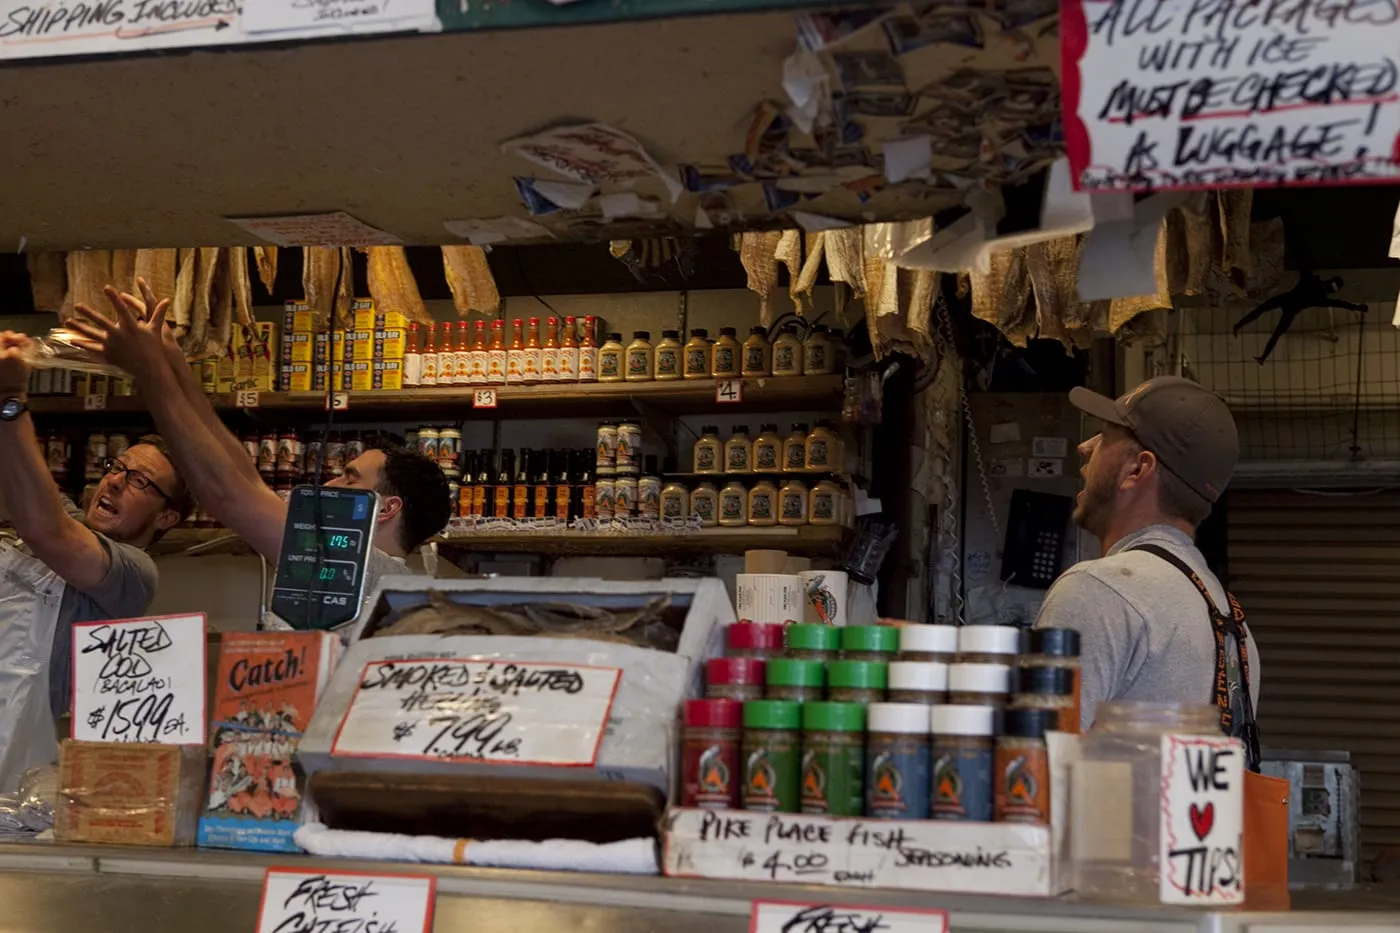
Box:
[271,485,378,631]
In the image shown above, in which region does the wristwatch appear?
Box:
[0,396,27,422]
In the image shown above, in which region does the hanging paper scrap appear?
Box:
[442,217,552,246]
[1061,0,1400,191]
[501,122,683,202]
[883,12,983,54]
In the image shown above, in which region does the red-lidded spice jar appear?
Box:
[705,658,766,701]
[726,622,785,658]
[681,699,743,809]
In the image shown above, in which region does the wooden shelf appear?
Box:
[28,375,843,421]
[438,524,847,558]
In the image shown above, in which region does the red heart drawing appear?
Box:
[1189,802,1215,841]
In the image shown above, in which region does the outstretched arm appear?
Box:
[70,283,288,564]
[1320,298,1368,313]
[0,334,114,590]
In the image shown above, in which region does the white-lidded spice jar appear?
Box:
[957,624,1021,663]
[887,661,949,705]
[947,662,1012,708]
[899,624,959,663]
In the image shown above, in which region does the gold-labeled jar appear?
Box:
[805,420,840,472]
[748,479,778,526]
[690,482,719,527]
[654,329,682,381]
[661,481,690,521]
[779,479,809,526]
[683,328,712,379]
[772,325,804,377]
[719,480,748,527]
[625,331,654,383]
[742,326,772,377]
[809,479,841,525]
[725,425,753,474]
[753,424,782,472]
[783,422,809,472]
[712,327,741,378]
[598,332,626,383]
[693,425,722,474]
[803,325,837,375]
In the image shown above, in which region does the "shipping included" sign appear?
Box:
[330,659,621,766]
[1062,0,1400,191]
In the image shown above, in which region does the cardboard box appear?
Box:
[56,740,206,847]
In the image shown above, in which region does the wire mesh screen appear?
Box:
[1168,290,1400,463]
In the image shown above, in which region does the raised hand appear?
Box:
[68,277,174,381]
[0,331,33,392]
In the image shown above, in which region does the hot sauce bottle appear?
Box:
[557,316,579,382]
[513,448,533,519]
[454,321,471,386]
[421,322,439,386]
[578,315,599,383]
[487,319,507,385]
[438,322,457,385]
[469,320,488,384]
[403,322,423,387]
[541,316,560,383]
[507,319,525,385]
[523,317,543,385]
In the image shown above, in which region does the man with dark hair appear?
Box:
[69,282,450,620]
[1034,376,1263,747]
[0,332,190,788]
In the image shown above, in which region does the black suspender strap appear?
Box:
[1129,544,1261,771]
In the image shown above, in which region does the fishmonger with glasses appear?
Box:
[0,331,192,789]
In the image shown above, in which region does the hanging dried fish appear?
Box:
[204,249,234,359]
[442,245,501,316]
[1179,192,1212,296]
[61,250,114,322]
[1107,221,1173,335]
[335,247,354,329]
[171,249,197,343]
[1217,189,1253,293]
[970,248,1035,347]
[26,252,66,313]
[303,247,340,327]
[792,233,825,314]
[366,246,431,325]
[111,249,138,295]
[254,246,278,294]
[134,249,178,307]
[775,229,803,314]
[227,248,256,336]
[738,231,782,325]
[903,267,937,358]
[182,247,220,357]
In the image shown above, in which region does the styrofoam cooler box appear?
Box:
[299,577,734,795]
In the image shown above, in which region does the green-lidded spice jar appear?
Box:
[785,623,841,661]
[766,659,826,702]
[742,699,802,812]
[841,624,900,661]
[827,660,887,704]
[800,701,866,816]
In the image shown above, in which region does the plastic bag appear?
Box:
[22,328,126,376]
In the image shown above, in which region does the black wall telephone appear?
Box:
[1001,488,1074,589]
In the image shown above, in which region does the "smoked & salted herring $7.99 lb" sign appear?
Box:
[330,659,622,766]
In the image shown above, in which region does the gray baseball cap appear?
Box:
[1069,376,1239,503]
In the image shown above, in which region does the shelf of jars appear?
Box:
[27,374,846,420]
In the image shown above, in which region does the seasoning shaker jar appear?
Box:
[726,622,785,659]
[866,702,931,820]
[827,660,887,704]
[841,625,899,662]
[705,658,766,701]
[766,659,826,702]
[1010,666,1076,731]
[1021,627,1083,733]
[887,661,949,705]
[741,699,803,812]
[948,662,1012,707]
[681,699,743,809]
[957,624,1021,663]
[1072,702,1224,904]
[800,702,866,816]
[995,708,1057,825]
[898,624,959,663]
[931,704,998,822]
[784,623,841,661]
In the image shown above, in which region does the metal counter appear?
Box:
[0,842,1395,933]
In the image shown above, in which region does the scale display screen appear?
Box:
[270,486,377,631]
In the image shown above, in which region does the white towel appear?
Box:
[293,822,659,875]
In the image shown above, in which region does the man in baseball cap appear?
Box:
[1034,376,1262,742]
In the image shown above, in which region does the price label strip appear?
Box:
[751,901,947,933]
[716,378,743,404]
[71,613,208,745]
[473,389,498,409]
[330,659,622,766]
[236,390,261,409]
[256,869,436,933]
[84,394,107,411]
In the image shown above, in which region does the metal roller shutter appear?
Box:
[1228,488,1400,862]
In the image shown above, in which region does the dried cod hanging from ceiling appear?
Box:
[442,246,501,316]
[26,253,66,313]
[738,231,782,325]
[303,247,341,328]
[133,250,178,309]
[255,247,278,295]
[366,246,431,326]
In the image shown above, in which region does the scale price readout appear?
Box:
[270,485,378,631]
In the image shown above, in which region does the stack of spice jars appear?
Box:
[681,620,1081,825]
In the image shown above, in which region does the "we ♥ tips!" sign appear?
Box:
[1158,735,1245,906]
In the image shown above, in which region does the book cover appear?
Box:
[198,631,337,852]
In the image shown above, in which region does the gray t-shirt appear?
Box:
[42,533,159,717]
[1033,524,1262,731]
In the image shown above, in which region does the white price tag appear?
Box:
[83,394,106,411]
[71,613,207,745]
[331,659,622,766]
[326,392,349,412]
[236,390,261,409]
[1159,735,1245,905]
[752,901,948,933]
[715,378,743,404]
[256,869,436,933]
[473,389,498,409]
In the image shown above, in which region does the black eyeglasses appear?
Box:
[100,457,172,501]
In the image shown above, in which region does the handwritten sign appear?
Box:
[1062,1,1400,190]
[71,613,207,745]
[1159,735,1245,906]
[472,388,498,409]
[330,659,621,766]
[256,869,435,933]
[242,0,432,34]
[83,394,106,411]
[716,378,743,403]
[236,389,261,409]
[664,808,1058,897]
[751,901,947,933]
[227,212,402,247]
